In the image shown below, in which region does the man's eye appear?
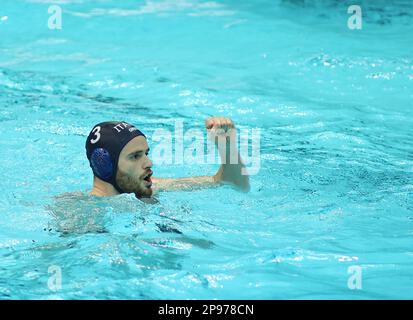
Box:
[133,154,141,159]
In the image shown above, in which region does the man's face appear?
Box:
[116,136,153,198]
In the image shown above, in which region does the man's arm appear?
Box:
[152,117,250,193]
[152,176,217,192]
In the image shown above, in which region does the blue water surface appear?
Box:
[0,0,412,299]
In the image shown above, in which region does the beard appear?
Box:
[116,168,153,198]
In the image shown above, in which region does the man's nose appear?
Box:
[144,155,153,169]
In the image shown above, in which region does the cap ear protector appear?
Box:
[90,148,113,180]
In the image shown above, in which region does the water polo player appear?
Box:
[85,117,250,198]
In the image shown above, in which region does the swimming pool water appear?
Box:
[0,0,412,299]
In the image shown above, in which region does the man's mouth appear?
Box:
[143,171,153,187]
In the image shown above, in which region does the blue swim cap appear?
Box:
[85,121,146,193]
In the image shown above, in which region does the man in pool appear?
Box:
[86,117,250,199]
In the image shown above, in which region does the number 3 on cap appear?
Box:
[90,126,101,144]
